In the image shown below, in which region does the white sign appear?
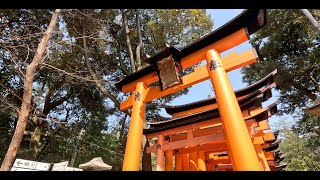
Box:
[13,159,37,169]
[34,162,51,171]
[51,161,83,171]
[12,158,51,171]
[51,161,69,171]
[11,167,39,171]
[65,167,83,171]
[11,158,83,171]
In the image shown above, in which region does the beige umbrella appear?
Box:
[79,157,112,171]
[303,96,320,115]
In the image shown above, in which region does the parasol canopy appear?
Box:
[79,157,112,171]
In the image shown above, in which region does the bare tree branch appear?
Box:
[41,63,96,83]
[0,44,26,78]
[290,80,317,100]
[81,25,122,110]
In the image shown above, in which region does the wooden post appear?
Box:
[254,144,271,171]
[122,82,146,171]
[165,149,173,171]
[205,49,262,171]
[208,153,215,171]
[205,153,210,171]
[181,154,189,171]
[187,129,197,171]
[156,135,164,171]
[189,152,198,171]
[142,137,152,171]
[175,151,182,171]
[197,151,206,171]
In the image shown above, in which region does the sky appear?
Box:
[160,9,283,128]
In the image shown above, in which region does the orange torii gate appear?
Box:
[143,71,284,171]
[115,9,270,171]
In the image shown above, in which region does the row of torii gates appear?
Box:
[115,9,286,171]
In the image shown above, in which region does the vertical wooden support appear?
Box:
[181,153,189,171]
[205,153,211,171]
[165,149,174,171]
[209,160,215,171]
[175,150,182,171]
[254,144,271,171]
[197,151,206,171]
[186,129,197,171]
[189,152,198,171]
[208,153,215,171]
[205,49,262,171]
[122,82,146,171]
[142,137,152,171]
[156,135,165,171]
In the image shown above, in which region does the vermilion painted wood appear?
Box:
[122,82,146,171]
[205,49,262,171]
[120,48,258,111]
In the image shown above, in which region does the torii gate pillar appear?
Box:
[205,49,262,171]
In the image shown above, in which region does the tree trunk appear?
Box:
[29,87,50,160]
[290,80,317,100]
[70,129,84,167]
[0,9,61,171]
[82,26,122,110]
[135,9,143,70]
[36,108,69,161]
[300,9,320,32]
[36,128,62,161]
[116,42,130,76]
[29,125,42,159]
[121,9,136,72]
[118,114,127,154]
[30,86,71,160]
[141,122,152,171]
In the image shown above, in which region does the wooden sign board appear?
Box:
[11,158,51,171]
[11,167,40,171]
[51,161,83,171]
[51,161,69,171]
[11,159,83,171]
